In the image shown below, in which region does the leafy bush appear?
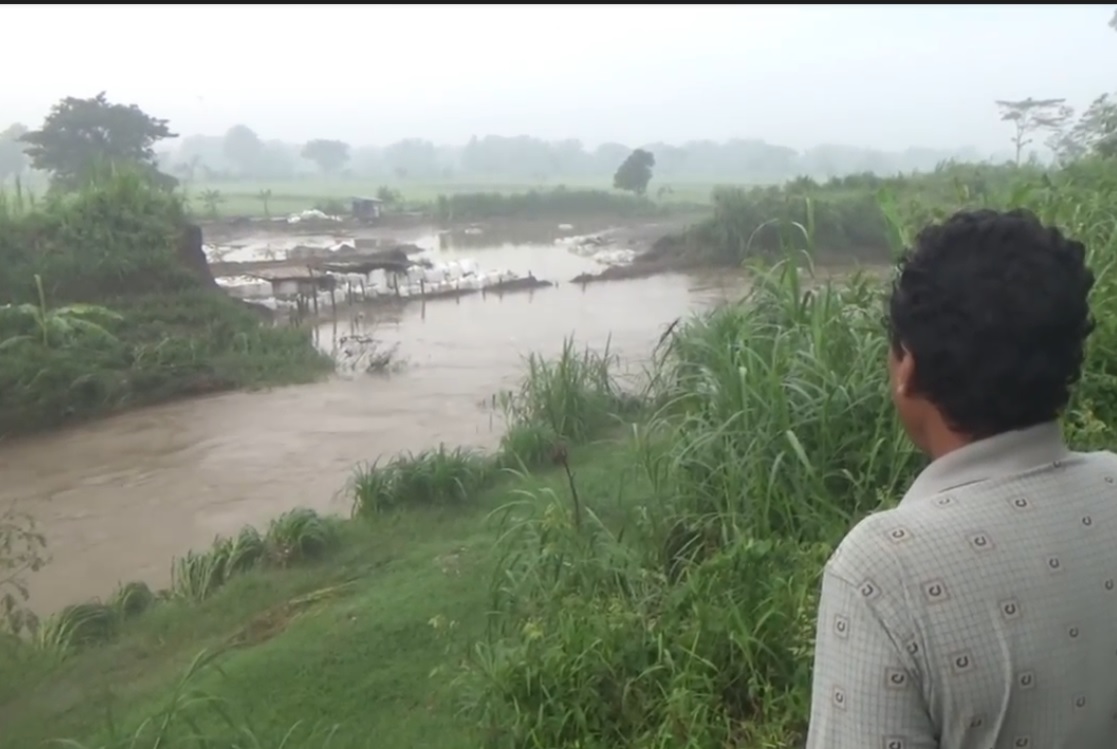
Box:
[350,446,493,517]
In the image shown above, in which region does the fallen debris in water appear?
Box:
[334,334,400,375]
[570,261,672,284]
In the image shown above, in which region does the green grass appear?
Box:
[181,178,722,219]
[0,441,642,749]
[0,289,334,437]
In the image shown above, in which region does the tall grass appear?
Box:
[458,260,886,747]
[350,446,494,517]
[497,337,634,468]
[643,258,919,541]
[671,161,1049,266]
[457,162,1117,748]
[349,337,636,517]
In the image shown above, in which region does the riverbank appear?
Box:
[0,175,336,440]
[0,290,333,438]
[0,264,741,616]
[0,439,638,748]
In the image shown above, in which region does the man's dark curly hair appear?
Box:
[886,208,1096,438]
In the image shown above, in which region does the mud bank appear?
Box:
[571,259,684,284]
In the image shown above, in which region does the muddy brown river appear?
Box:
[0,224,748,614]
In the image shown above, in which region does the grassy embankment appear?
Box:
[5,160,1117,748]
[641,160,1117,268]
[0,175,334,437]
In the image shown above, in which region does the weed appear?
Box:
[264,508,340,566]
[52,649,342,748]
[350,446,493,517]
[497,337,632,468]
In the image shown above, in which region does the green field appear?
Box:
[3,172,724,220]
[181,178,723,219]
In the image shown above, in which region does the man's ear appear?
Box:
[895,345,916,397]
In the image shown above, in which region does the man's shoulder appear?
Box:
[1068,448,1117,472]
[827,448,1117,583]
[826,502,962,583]
[825,509,907,585]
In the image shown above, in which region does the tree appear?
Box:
[1053,93,1117,162]
[301,139,350,174]
[20,92,177,191]
[383,139,438,180]
[199,189,224,219]
[223,124,263,176]
[994,97,1072,164]
[613,149,655,196]
[257,188,273,218]
[173,153,203,183]
[0,123,28,184]
[375,185,402,205]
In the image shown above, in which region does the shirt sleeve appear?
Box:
[805,542,938,749]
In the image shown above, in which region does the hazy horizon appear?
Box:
[3,5,1115,153]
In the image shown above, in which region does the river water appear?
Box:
[0,223,747,615]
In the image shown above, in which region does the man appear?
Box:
[805,208,1116,748]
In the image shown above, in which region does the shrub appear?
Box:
[350,446,493,517]
[498,337,633,469]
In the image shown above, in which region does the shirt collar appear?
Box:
[900,421,1069,504]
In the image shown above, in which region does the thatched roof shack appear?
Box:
[247,267,338,298]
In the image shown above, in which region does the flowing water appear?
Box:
[0,223,748,614]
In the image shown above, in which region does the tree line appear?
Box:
[161,133,990,185]
[4,11,1117,194]
[0,106,994,191]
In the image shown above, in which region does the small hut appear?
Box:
[351,196,384,221]
[248,267,337,298]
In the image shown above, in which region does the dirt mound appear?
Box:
[176,223,217,288]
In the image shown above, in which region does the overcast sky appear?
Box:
[3,4,1114,152]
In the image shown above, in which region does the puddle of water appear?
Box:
[0,227,747,614]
